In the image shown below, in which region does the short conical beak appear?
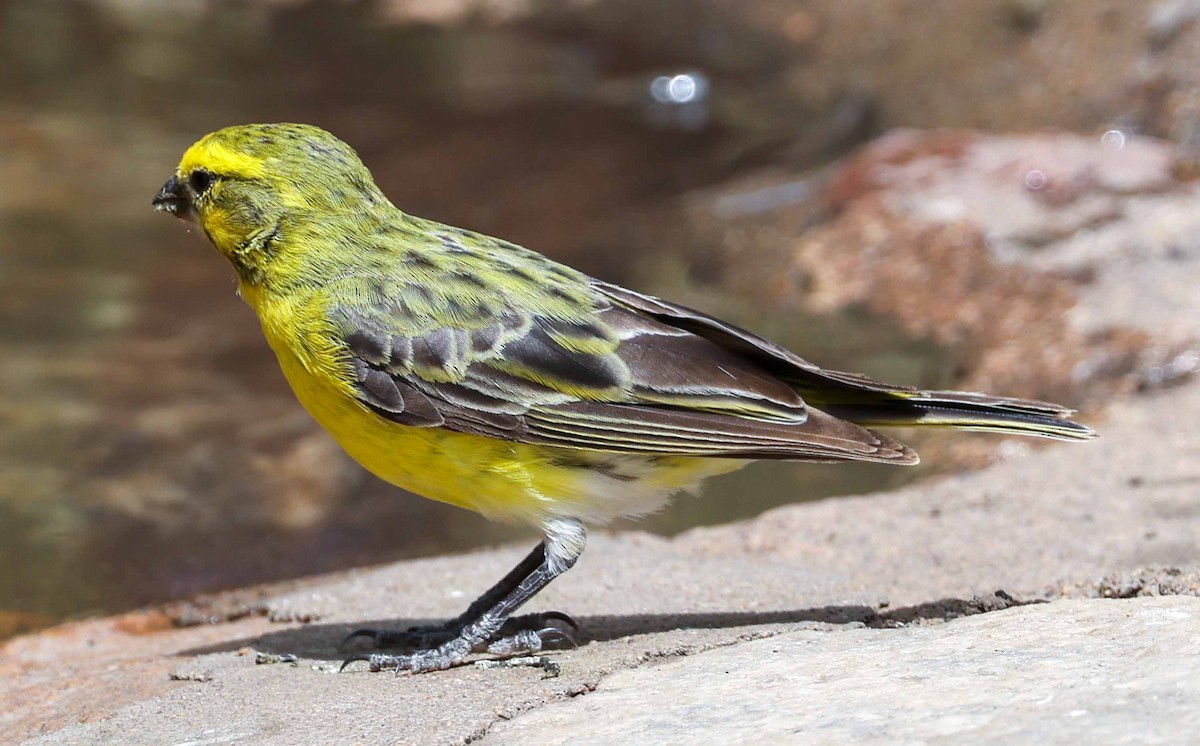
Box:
[152,175,193,220]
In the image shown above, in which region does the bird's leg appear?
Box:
[341,518,585,674]
[341,542,574,649]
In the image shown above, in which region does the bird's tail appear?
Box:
[815,389,1096,441]
[591,281,1095,443]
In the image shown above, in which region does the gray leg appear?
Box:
[340,541,574,650]
[341,518,586,674]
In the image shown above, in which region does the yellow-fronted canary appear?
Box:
[153,123,1093,673]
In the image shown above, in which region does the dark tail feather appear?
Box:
[591,282,1095,443]
[819,389,1096,442]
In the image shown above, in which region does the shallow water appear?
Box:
[0,1,956,634]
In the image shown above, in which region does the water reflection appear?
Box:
[647,71,709,130]
[0,0,940,636]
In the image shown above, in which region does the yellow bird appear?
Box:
[153,123,1093,673]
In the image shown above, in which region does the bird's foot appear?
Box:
[340,626,574,674]
[340,610,576,651]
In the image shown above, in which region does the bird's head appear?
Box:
[153,123,389,278]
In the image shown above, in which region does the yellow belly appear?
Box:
[250,290,745,526]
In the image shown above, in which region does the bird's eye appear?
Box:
[188,169,214,195]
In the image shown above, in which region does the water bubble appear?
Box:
[1024,169,1046,190]
[649,76,672,103]
[1175,349,1200,373]
[649,72,708,104]
[1100,129,1127,150]
[1145,349,1200,389]
[668,76,695,102]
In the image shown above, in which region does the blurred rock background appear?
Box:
[1,0,1197,639]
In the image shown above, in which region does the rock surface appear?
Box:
[489,597,1200,745]
[6,126,1200,744]
[7,373,1199,745]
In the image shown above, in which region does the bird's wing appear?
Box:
[594,281,1094,440]
[592,281,914,396]
[328,276,914,463]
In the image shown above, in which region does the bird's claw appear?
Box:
[339,624,574,674]
[485,626,576,656]
[538,626,578,648]
[339,609,577,652]
[338,652,387,673]
[500,610,578,635]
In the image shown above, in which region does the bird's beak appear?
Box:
[152,175,194,221]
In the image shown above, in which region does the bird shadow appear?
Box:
[177,591,1035,661]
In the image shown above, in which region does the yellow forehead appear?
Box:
[178,135,267,180]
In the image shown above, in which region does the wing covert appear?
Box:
[325,225,914,463]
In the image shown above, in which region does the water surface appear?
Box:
[0,1,955,635]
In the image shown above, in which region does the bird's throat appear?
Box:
[214,221,282,287]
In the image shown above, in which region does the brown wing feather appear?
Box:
[333,288,917,462]
[594,281,1094,441]
[520,401,915,462]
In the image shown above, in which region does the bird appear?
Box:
[153,123,1094,674]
